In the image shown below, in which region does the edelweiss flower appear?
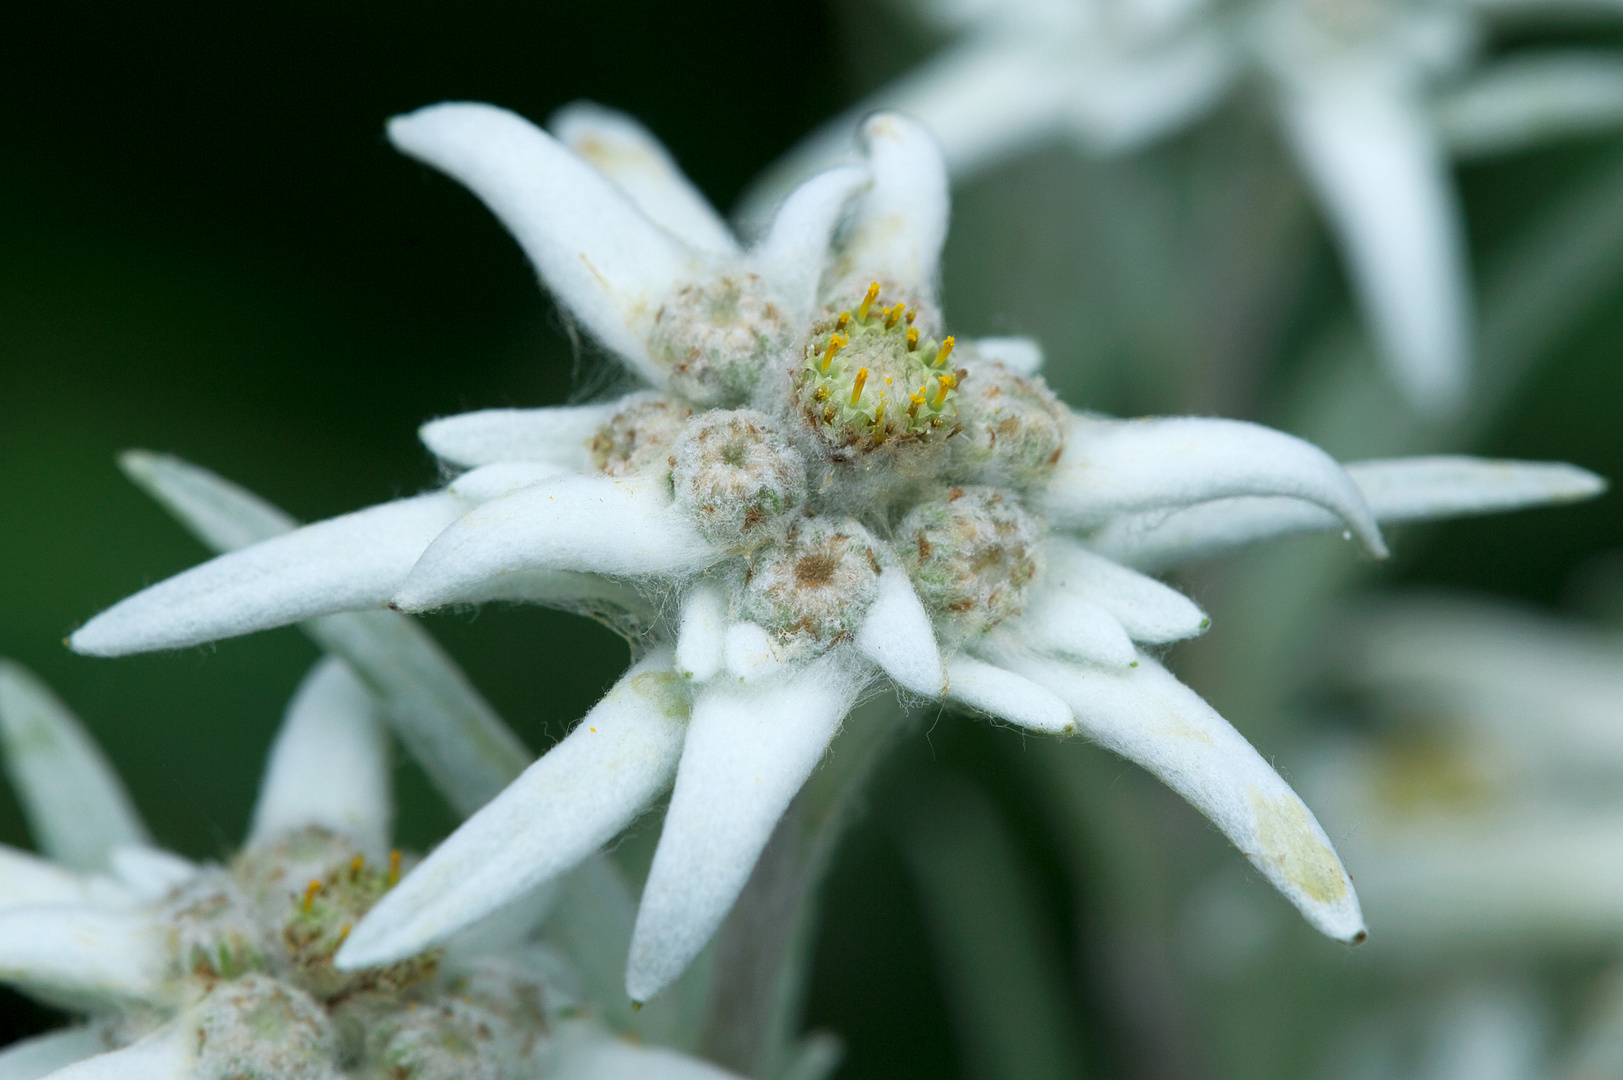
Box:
[0,659,740,1080]
[69,102,1602,1004]
[744,0,1623,409]
[1301,594,1623,951]
[1203,592,1623,1080]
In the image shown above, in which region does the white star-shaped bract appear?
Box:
[68,101,1603,1004]
[741,0,1623,410]
[0,659,744,1080]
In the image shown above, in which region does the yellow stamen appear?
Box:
[336,924,352,946]
[302,880,321,913]
[820,333,846,372]
[350,855,364,878]
[388,850,401,886]
[932,372,956,408]
[934,335,956,367]
[874,396,886,426]
[857,282,880,321]
[906,327,919,351]
[850,367,868,406]
[906,309,916,325]
[835,311,850,332]
[884,303,905,330]
[909,388,926,416]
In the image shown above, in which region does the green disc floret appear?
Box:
[794,282,963,454]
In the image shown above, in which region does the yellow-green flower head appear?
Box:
[794,282,963,457]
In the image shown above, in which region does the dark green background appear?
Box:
[3,3,1621,1077]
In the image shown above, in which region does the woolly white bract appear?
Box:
[0,659,741,1080]
[70,100,1602,1004]
[743,0,1623,411]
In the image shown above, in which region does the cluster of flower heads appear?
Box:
[746,0,1623,410]
[0,660,740,1080]
[68,99,1601,1009]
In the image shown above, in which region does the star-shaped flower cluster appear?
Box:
[0,659,742,1080]
[68,101,1603,1006]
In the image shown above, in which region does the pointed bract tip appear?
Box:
[1350,928,1369,946]
[630,1000,643,1012]
[116,448,161,478]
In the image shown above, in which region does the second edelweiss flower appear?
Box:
[69,100,1603,1006]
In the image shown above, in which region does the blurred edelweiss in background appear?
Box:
[1194,591,1623,1078]
[67,100,1602,1008]
[746,0,1623,410]
[0,660,739,1080]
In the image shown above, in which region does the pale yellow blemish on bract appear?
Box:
[625,671,691,719]
[1248,787,1347,904]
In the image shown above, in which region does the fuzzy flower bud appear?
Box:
[648,274,794,406]
[589,396,693,477]
[948,356,1068,487]
[671,409,806,549]
[190,974,341,1080]
[736,515,883,657]
[898,486,1044,642]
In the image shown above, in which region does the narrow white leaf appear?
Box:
[0,847,123,911]
[732,40,1069,236]
[1282,76,1470,412]
[675,586,727,682]
[1014,592,1138,668]
[722,622,783,683]
[0,663,149,873]
[248,658,390,860]
[0,1027,109,1080]
[446,461,572,503]
[970,336,1044,376]
[42,1026,191,1080]
[1437,52,1623,159]
[115,452,531,817]
[626,655,865,1002]
[393,475,716,612]
[106,846,195,903]
[551,100,739,256]
[945,655,1074,734]
[118,450,294,550]
[419,399,627,470]
[70,492,463,656]
[1090,456,1605,571]
[751,165,869,320]
[337,652,689,969]
[1042,539,1208,643]
[1042,415,1386,557]
[855,568,945,696]
[1338,595,1623,773]
[1004,654,1366,943]
[0,907,167,1008]
[389,103,691,380]
[550,1029,745,1080]
[829,113,950,310]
